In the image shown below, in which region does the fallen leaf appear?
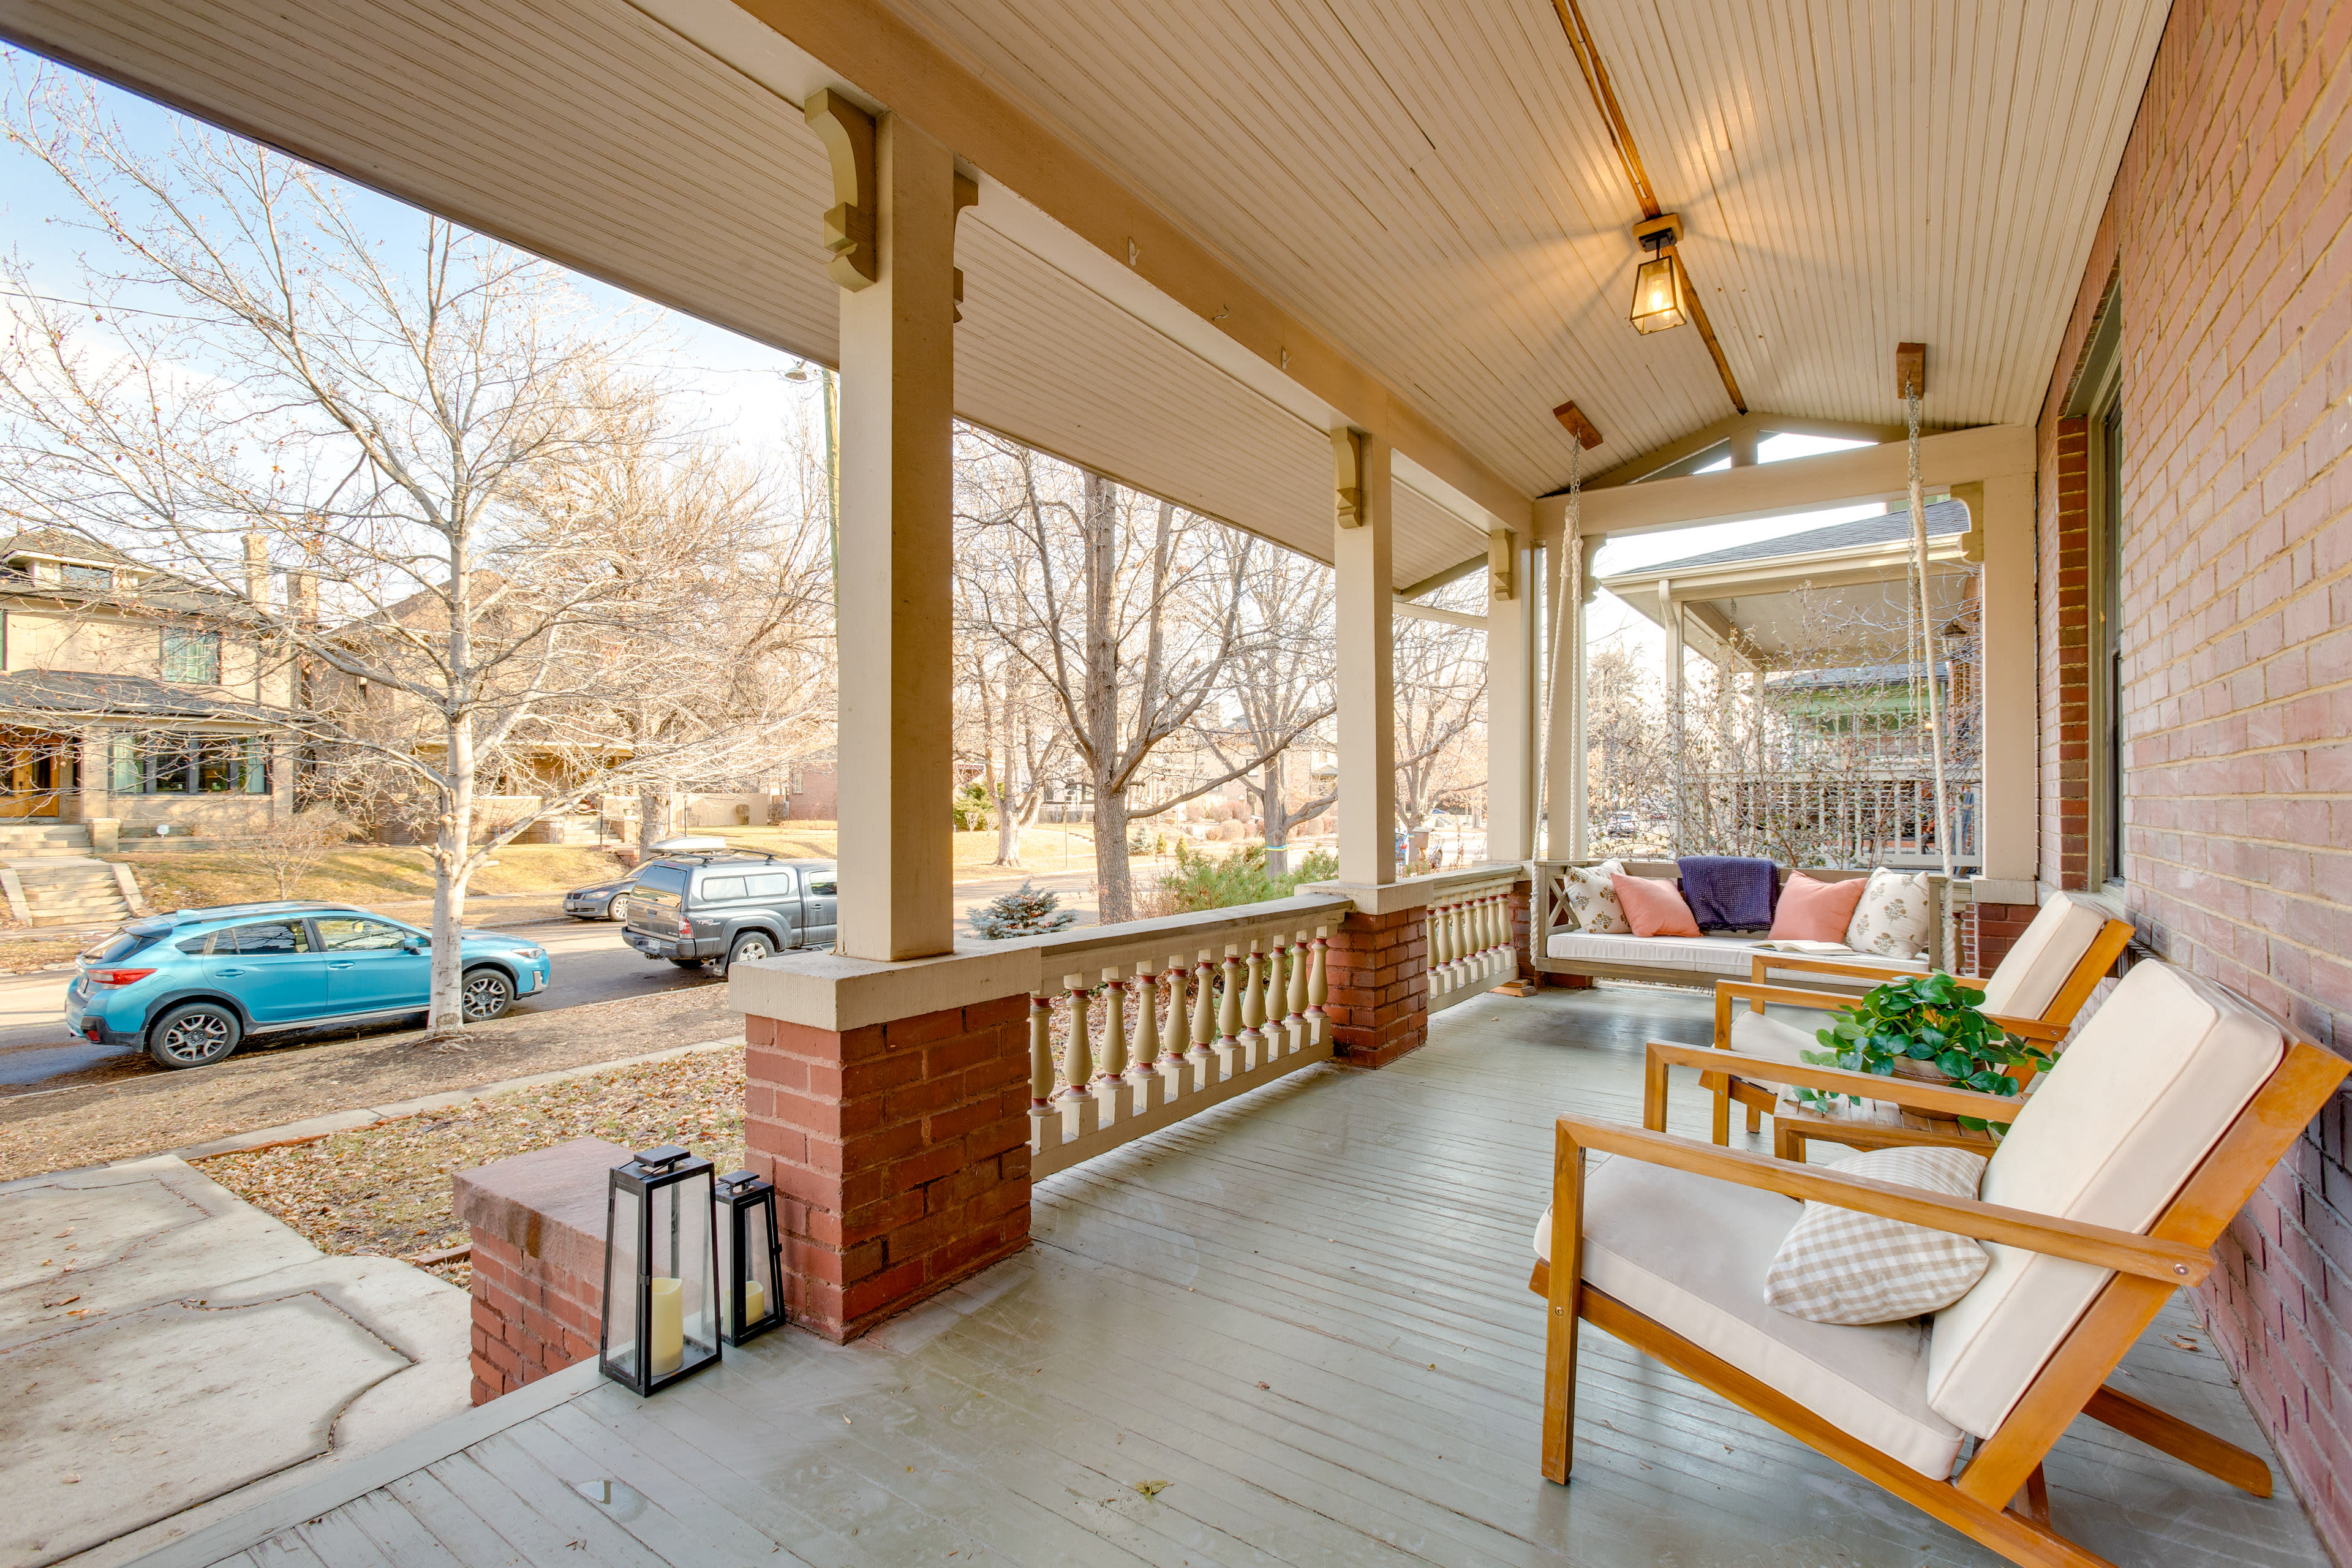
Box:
[40,1295,78,1310]
[1134,1479,1170,1499]
[1255,1381,1268,1390]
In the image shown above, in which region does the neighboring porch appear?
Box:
[173,986,2324,1568]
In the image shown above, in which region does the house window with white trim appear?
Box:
[108,733,269,794]
[160,628,221,684]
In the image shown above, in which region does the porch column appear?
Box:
[1334,428,1395,886]
[1484,527,1536,861]
[1541,532,1583,858]
[1662,579,1684,849]
[1567,541,1589,859]
[1970,475,2036,888]
[829,102,960,962]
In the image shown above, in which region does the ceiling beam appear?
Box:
[712,0,1532,529]
[1393,601,1488,631]
[1542,424,2034,540]
[1577,410,1915,491]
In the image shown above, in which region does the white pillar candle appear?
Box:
[649,1276,684,1377]
[742,1279,766,1327]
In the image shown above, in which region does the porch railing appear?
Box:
[1679,769,1981,868]
[1023,864,1525,1179]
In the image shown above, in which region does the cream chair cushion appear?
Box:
[1533,1156,1964,1478]
[1730,1009,1819,1062]
[1925,962,2284,1436]
[1975,892,2111,1020]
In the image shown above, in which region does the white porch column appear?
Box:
[825,104,961,961]
[1970,475,2037,887]
[1484,527,1537,862]
[1567,539,1589,860]
[1662,579,1684,850]
[1540,533,1582,858]
[1334,428,1395,885]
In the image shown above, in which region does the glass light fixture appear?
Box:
[1629,236,1687,335]
[600,1145,720,1396]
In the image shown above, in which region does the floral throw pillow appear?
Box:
[1561,860,1629,933]
[1845,867,1933,960]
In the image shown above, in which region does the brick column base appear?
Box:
[454,1136,621,1404]
[1325,907,1429,1066]
[1967,900,2038,977]
[744,995,1031,1342]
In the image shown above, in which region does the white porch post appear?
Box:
[1334,428,1395,885]
[824,102,961,961]
[1484,527,1537,862]
[1567,538,1588,860]
[1972,475,2037,887]
[1662,579,1683,850]
[1541,532,1582,859]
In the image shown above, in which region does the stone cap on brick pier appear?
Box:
[454,1136,624,1285]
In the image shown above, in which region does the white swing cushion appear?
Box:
[1925,962,2285,1437]
[1534,1154,1964,1478]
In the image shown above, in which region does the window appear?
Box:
[807,872,838,897]
[315,917,411,951]
[160,628,221,684]
[107,733,270,795]
[2095,394,2125,887]
[697,876,745,902]
[61,563,111,590]
[744,872,795,897]
[224,921,308,954]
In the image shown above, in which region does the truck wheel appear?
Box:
[148,1003,242,1069]
[460,966,516,1022]
[720,932,774,976]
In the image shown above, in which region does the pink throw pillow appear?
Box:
[1770,872,1869,942]
[1611,873,1700,938]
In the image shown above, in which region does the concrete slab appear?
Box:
[0,1157,470,1568]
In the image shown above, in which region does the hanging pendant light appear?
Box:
[1627,214,1688,336]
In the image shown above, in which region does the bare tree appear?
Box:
[1392,579,1489,833]
[1196,549,1336,875]
[0,75,831,1029]
[955,435,1283,922]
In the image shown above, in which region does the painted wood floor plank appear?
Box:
[286,1506,401,1568]
[458,1434,679,1568]
[379,1470,532,1568]
[317,1493,464,1568]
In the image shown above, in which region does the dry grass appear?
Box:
[197,1047,745,1287]
[118,842,637,912]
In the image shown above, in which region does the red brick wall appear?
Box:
[467,1233,599,1405]
[2038,1,2352,1548]
[1964,900,2039,979]
[742,997,1031,1342]
[1324,907,1428,1065]
[2040,417,2095,890]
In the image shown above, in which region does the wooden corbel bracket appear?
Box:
[1332,428,1368,529]
[805,88,878,290]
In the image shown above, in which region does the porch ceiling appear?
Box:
[872,0,2171,488]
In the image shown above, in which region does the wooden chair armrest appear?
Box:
[1747,952,1937,985]
[1649,1039,2027,1123]
[1981,1011,2067,1044]
[1556,1116,2210,1286]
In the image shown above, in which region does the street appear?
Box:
[0,868,1105,1093]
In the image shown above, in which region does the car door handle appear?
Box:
[217,967,246,976]
[326,960,355,970]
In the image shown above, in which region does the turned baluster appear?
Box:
[1284,931,1310,1050]
[1028,992,1056,1153]
[1306,926,1330,1047]
[1061,973,1094,1136]
[1238,940,1268,1063]
[1260,938,1289,1057]
[1189,950,1218,1079]
[1126,962,1163,1108]
[1216,944,1245,1069]
[1434,900,1457,993]
[1158,954,1192,1085]
[1096,967,1128,1121]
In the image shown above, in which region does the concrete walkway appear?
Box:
[0,1157,470,1568]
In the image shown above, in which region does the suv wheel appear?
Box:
[460,967,516,1022]
[148,1003,241,1069]
[720,932,775,976]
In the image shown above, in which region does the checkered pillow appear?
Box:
[1763,1146,1991,1325]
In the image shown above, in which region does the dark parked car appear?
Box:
[564,872,640,921]
[621,854,839,974]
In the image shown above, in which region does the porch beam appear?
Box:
[832,110,959,961]
[1581,410,1912,491]
[1335,431,1396,885]
[1547,424,2034,540]
[1392,601,1487,631]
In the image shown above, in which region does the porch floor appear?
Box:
[198,985,2326,1567]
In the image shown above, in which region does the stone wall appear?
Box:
[2039,1,2352,1548]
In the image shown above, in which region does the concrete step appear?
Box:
[0,823,92,854]
[10,859,132,927]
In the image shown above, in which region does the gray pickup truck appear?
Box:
[621,853,839,974]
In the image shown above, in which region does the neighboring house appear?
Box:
[0,527,293,843]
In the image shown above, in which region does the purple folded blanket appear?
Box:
[1678,856,1779,932]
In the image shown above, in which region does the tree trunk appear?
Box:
[1095,782,1133,924]
[993,699,1023,866]
[428,709,473,1031]
[1261,756,1291,876]
[636,788,667,853]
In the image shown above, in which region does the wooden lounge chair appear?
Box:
[1704,892,2135,1148]
[1528,959,2343,1568]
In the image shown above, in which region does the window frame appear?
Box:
[2077,319,2127,894]
[160,627,223,685]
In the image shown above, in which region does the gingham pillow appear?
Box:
[1561,860,1629,933]
[1763,1146,1991,1325]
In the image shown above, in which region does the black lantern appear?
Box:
[600,1145,720,1395]
[713,1169,786,1345]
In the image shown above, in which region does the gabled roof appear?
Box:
[0,526,152,571]
[1624,499,1970,578]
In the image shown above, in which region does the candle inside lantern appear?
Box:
[742,1278,766,1328]
[649,1276,684,1377]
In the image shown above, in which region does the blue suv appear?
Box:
[65,902,552,1069]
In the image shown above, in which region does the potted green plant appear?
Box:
[1797,971,2050,1133]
